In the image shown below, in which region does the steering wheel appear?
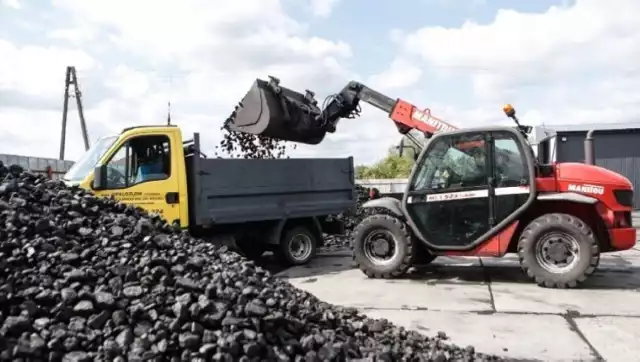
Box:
[106,167,127,187]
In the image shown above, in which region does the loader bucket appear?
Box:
[225,78,328,145]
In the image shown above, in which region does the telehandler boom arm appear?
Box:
[317,80,458,137]
[225,76,531,149]
[225,76,458,146]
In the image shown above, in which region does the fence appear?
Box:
[355,178,409,193]
[0,154,75,181]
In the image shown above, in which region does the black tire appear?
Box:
[277,226,317,266]
[414,242,437,265]
[353,214,416,278]
[518,213,600,289]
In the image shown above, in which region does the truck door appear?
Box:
[93,133,182,225]
[403,131,492,250]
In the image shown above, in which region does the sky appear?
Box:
[1,0,639,166]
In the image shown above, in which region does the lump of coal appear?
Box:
[214,109,297,159]
[321,185,393,252]
[0,165,502,361]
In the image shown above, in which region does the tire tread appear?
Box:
[518,212,600,289]
[353,214,415,279]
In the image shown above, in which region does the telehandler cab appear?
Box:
[225,76,636,288]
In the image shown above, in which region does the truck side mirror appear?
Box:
[93,165,107,190]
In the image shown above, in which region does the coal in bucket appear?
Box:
[225,77,328,145]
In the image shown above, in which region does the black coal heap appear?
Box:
[0,163,502,361]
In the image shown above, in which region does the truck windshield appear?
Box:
[63,136,118,182]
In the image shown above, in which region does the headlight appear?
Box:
[613,189,633,207]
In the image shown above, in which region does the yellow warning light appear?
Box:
[503,104,516,118]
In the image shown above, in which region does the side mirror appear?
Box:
[93,165,107,190]
[518,125,532,134]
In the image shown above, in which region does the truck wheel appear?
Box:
[353,214,415,278]
[277,226,317,266]
[518,213,600,289]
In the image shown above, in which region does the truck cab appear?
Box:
[63,125,189,227]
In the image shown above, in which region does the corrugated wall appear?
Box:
[0,154,75,181]
[556,130,640,209]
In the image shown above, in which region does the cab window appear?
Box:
[494,132,529,187]
[410,133,488,191]
[103,135,171,189]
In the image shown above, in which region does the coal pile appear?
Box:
[0,167,502,361]
[321,186,388,252]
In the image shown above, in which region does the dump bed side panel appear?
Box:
[185,157,355,225]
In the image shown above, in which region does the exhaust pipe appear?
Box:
[584,129,595,165]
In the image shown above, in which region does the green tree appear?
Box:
[356,133,425,179]
[356,154,415,179]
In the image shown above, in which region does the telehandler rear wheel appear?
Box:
[518,213,600,289]
[353,214,416,278]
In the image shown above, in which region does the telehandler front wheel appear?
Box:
[353,214,416,278]
[518,213,600,289]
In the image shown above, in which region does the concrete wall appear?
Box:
[0,154,75,181]
[356,178,409,194]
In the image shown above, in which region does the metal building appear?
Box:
[548,122,640,209]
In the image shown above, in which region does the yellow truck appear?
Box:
[62,125,356,265]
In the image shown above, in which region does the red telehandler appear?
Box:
[225,76,636,288]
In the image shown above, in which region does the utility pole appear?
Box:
[59,66,90,160]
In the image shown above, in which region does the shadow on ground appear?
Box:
[249,249,354,276]
[408,262,640,290]
[270,251,640,291]
[270,253,355,279]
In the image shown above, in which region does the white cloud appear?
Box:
[423,0,486,8]
[0,40,97,98]
[373,0,640,128]
[5,0,639,169]
[1,0,20,9]
[0,0,366,163]
[48,28,98,45]
[309,0,341,17]
[0,39,100,160]
[368,58,423,91]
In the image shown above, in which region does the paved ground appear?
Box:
[275,242,640,361]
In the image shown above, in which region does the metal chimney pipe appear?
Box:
[584,129,595,165]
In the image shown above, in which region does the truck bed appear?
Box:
[185,156,356,226]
